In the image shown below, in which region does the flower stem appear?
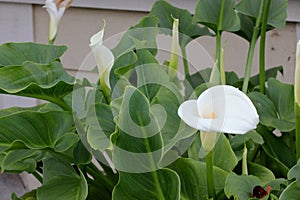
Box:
[259,0,271,94]
[295,104,300,160]
[215,0,225,71]
[100,76,111,103]
[242,0,265,93]
[242,143,248,175]
[32,171,43,183]
[181,46,190,77]
[206,149,216,199]
[215,31,222,71]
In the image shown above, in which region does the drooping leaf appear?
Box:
[288,160,300,185]
[225,172,262,200]
[188,133,238,172]
[86,102,115,151]
[0,42,66,66]
[279,181,300,200]
[236,0,287,28]
[250,66,283,86]
[112,16,159,58]
[112,86,164,172]
[267,78,295,126]
[168,158,229,200]
[0,61,75,105]
[249,91,294,132]
[257,125,296,177]
[37,154,88,200]
[230,131,264,149]
[248,162,275,185]
[112,168,180,200]
[73,141,92,165]
[193,0,240,33]
[149,0,211,47]
[234,13,255,42]
[0,111,74,152]
[1,149,46,172]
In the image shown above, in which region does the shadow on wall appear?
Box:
[0,174,28,199]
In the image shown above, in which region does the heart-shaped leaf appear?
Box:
[194,0,240,33]
[168,158,229,200]
[112,168,180,200]
[225,172,262,200]
[0,61,75,109]
[0,42,66,66]
[37,154,88,200]
[236,0,287,28]
[149,0,211,47]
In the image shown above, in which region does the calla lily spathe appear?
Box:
[178,85,259,134]
[89,22,114,89]
[43,0,72,42]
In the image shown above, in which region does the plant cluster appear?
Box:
[1,0,299,200]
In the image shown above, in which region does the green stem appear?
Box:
[181,46,190,77]
[242,143,248,175]
[259,0,271,94]
[32,171,43,183]
[215,31,222,71]
[206,150,216,199]
[22,93,72,111]
[295,104,300,160]
[215,0,225,71]
[86,164,115,189]
[242,0,265,93]
[100,76,111,103]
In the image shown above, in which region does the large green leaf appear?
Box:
[112,16,159,58]
[249,87,295,132]
[236,0,287,28]
[0,61,75,108]
[279,181,300,200]
[168,158,229,200]
[37,154,88,200]
[189,133,238,172]
[1,149,46,172]
[112,168,180,200]
[288,160,300,185]
[225,172,262,200]
[149,0,210,47]
[112,86,164,172]
[257,125,296,177]
[0,110,77,172]
[248,162,275,185]
[0,42,67,66]
[267,78,295,126]
[193,0,240,33]
[0,111,74,152]
[86,103,115,151]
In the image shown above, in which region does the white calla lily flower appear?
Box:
[43,0,72,42]
[89,22,114,89]
[178,85,259,134]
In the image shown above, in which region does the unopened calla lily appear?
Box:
[178,85,259,134]
[169,17,179,81]
[89,22,114,90]
[43,0,72,43]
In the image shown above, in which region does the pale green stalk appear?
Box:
[206,149,216,199]
[295,40,300,160]
[242,0,265,93]
[259,0,271,94]
[242,143,248,175]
